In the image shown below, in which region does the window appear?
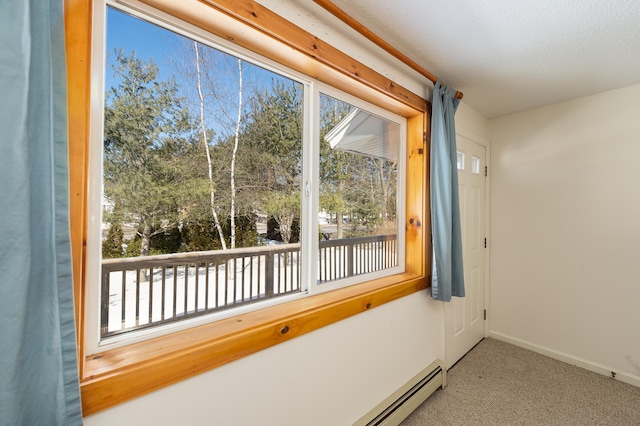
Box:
[457,151,465,170]
[472,156,481,175]
[88,4,406,351]
[318,93,403,286]
[70,0,429,415]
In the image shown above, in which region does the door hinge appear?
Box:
[484,309,487,320]
[484,238,487,248]
[485,166,488,177]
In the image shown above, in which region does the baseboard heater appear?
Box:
[354,360,445,426]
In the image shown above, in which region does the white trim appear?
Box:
[313,83,407,295]
[489,331,640,388]
[301,81,317,296]
[483,141,491,338]
[85,0,108,357]
[454,129,491,338]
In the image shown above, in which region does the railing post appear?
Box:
[347,240,354,277]
[100,265,110,337]
[265,252,275,297]
[100,238,397,338]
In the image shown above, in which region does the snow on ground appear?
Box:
[104,238,395,335]
[106,251,300,333]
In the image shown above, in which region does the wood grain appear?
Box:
[405,113,428,277]
[64,0,432,416]
[312,0,464,100]
[64,0,92,376]
[81,275,427,415]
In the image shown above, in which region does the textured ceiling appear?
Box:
[320,0,640,118]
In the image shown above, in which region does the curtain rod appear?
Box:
[312,0,464,100]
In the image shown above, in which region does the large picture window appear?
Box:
[72,0,428,414]
[88,4,405,350]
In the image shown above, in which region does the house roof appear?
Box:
[324,108,400,162]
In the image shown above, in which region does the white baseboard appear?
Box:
[488,331,640,389]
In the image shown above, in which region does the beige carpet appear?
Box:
[400,338,640,426]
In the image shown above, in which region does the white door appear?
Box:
[444,135,486,368]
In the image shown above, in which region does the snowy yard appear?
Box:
[102,235,397,337]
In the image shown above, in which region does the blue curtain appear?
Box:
[0,0,83,424]
[430,80,465,302]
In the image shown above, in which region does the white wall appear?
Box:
[489,83,640,386]
[84,1,491,424]
[84,101,490,424]
[457,102,491,143]
[84,295,443,426]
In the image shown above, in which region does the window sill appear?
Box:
[80,273,428,416]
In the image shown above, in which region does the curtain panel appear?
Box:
[0,0,83,424]
[430,80,465,302]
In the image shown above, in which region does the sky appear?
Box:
[105,7,179,89]
[104,6,302,140]
[105,6,295,92]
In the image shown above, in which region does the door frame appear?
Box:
[454,127,491,340]
[442,130,488,368]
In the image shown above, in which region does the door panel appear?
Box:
[445,135,486,368]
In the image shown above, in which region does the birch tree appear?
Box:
[194,42,227,249]
[177,41,253,249]
[229,59,242,249]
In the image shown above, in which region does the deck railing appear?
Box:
[101,234,397,338]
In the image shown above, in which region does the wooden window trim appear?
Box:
[65,0,431,416]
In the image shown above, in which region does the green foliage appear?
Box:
[104,217,257,258]
[180,216,257,252]
[103,50,197,256]
[229,215,259,248]
[149,226,183,254]
[266,216,300,243]
[318,94,398,236]
[179,220,223,252]
[242,81,303,190]
[240,81,303,242]
[121,237,141,257]
[102,223,125,259]
[101,47,398,259]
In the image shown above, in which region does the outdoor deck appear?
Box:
[101,234,397,338]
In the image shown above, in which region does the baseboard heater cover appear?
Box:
[354,360,445,426]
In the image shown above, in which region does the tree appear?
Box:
[229,58,243,249]
[176,41,259,249]
[318,95,398,237]
[319,95,355,239]
[242,80,303,244]
[102,223,125,259]
[103,50,191,257]
[193,42,227,249]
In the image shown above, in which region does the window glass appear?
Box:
[101,7,303,338]
[457,151,465,170]
[93,5,406,346]
[472,156,480,174]
[318,94,400,283]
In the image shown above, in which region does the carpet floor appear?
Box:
[400,338,640,425]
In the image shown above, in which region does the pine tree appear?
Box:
[242,81,303,243]
[103,50,191,257]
